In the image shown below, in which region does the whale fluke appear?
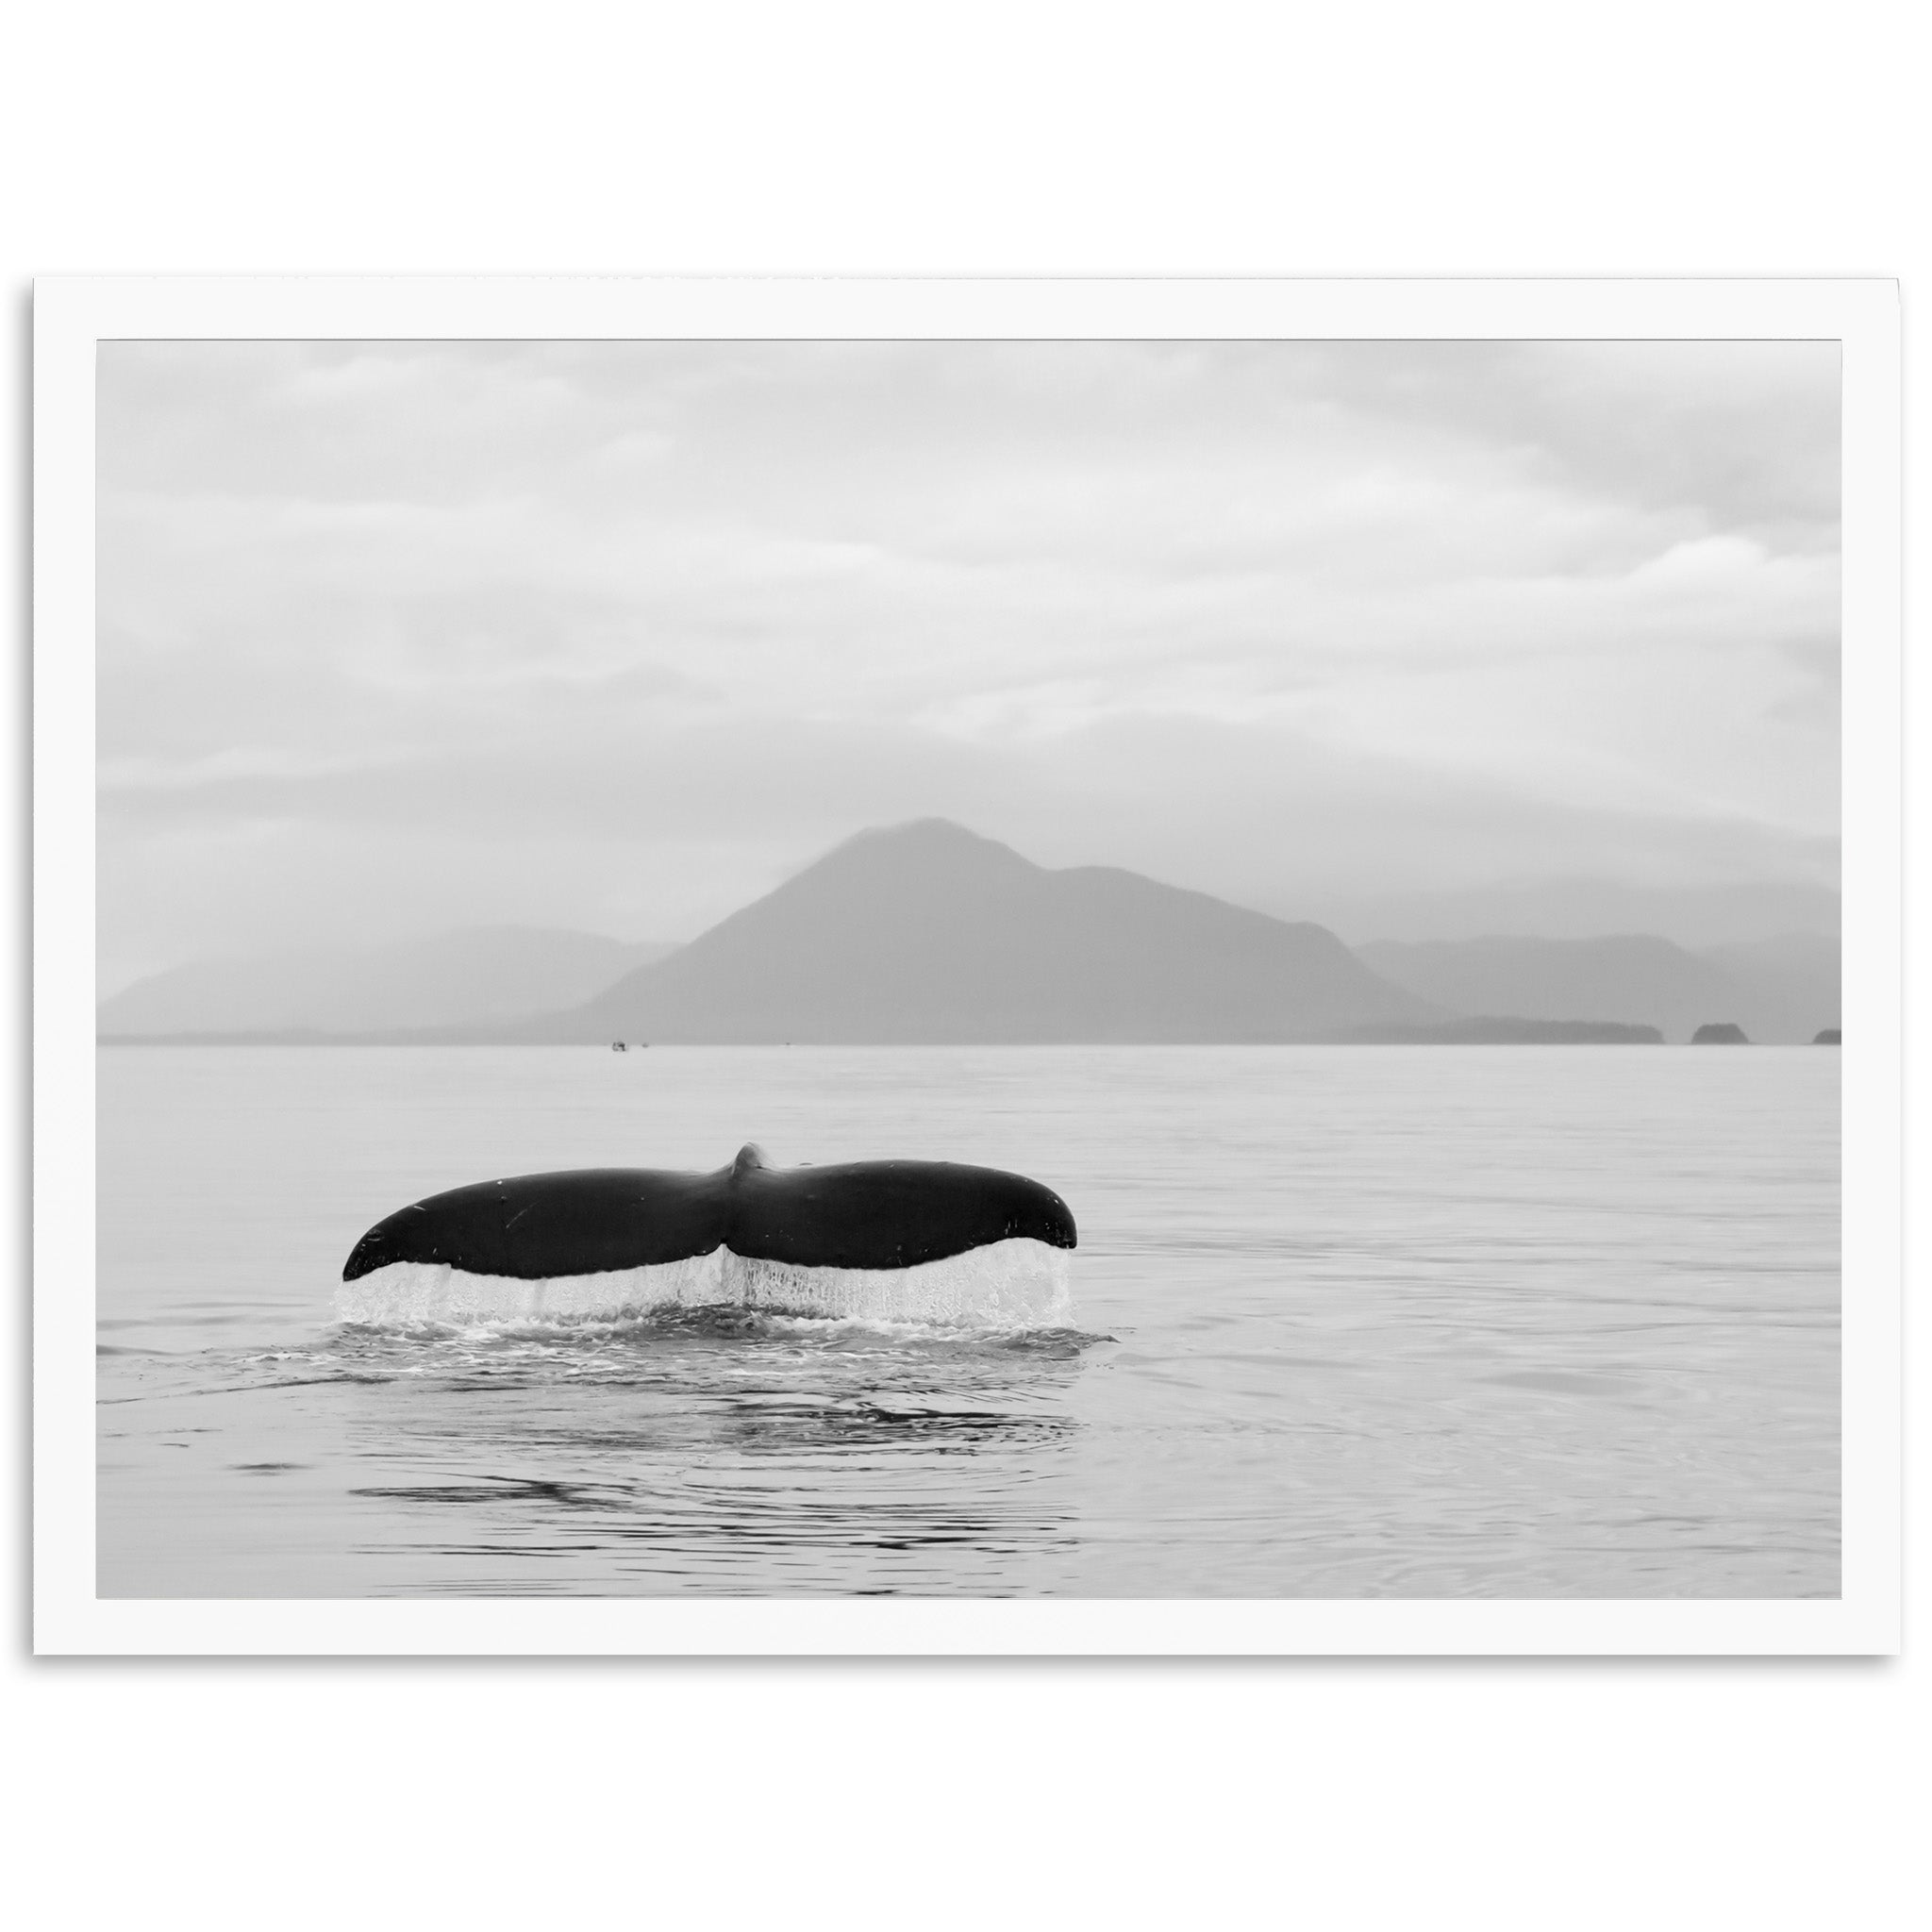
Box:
[342,1145,1076,1285]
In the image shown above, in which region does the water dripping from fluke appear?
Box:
[337,1241,1074,1332]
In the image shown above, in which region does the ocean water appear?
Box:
[96,1045,1840,1599]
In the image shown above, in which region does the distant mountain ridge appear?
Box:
[98,926,678,1039]
[518,819,1441,1043]
[1292,878,1842,951]
[97,825,1841,1046]
[1358,931,1839,1044]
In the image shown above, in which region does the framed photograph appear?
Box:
[34,276,1900,1654]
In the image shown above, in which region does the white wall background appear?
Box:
[7,5,1924,1927]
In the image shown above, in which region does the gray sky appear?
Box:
[97,339,1840,990]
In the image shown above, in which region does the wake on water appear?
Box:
[335,1236,1074,1334]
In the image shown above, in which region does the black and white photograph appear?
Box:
[57,296,1886,1626]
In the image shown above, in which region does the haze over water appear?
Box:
[97,1044,1839,1598]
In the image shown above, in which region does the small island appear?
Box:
[1690,1023,1750,1044]
[1812,1028,1841,1045]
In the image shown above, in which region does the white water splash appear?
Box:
[337,1238,1072,1329]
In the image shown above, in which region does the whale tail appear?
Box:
[341,1145,1076,1324]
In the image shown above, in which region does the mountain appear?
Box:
[1357,932,1840,1044]
[525,820,1439,1043]
[98,926,679,1039]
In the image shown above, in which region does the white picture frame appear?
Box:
[36,275,1901,1655]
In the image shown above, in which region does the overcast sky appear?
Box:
[97,339,1840,989]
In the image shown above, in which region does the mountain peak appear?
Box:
[794,818,1041,892]
[827,817,1034,862]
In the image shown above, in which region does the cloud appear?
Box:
[96,339,1841,979]
[1282,339,1840,544]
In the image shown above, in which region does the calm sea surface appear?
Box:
[96,1045,1840,1598]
